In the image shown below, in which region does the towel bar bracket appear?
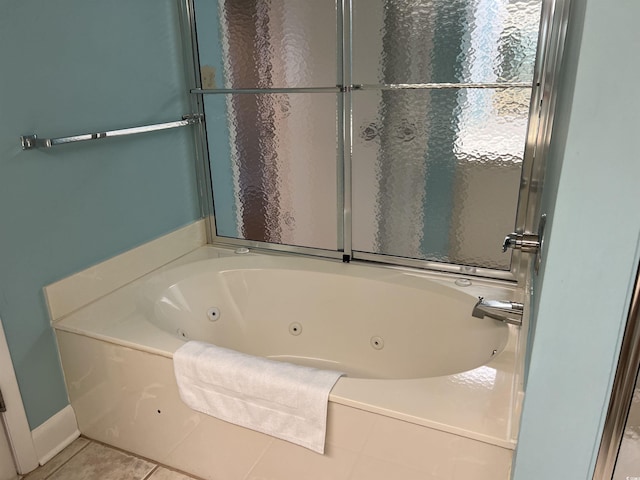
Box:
[20,135,39,150]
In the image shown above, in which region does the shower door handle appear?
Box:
[502,233,541,253]
[502,214,546,254]
[503,214,547,274]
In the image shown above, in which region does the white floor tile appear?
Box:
[46,442,155,480]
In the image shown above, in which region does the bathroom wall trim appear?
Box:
[45,219,207,322]
[31,405,79,465]
[0,318,39,474]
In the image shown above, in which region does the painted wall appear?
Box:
[513,0,640,478]
[0,0,200,429]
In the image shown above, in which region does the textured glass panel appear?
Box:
[194,0,338,89]
[352,0,542,85]
[204,93,339,250]
[352,88,530,269]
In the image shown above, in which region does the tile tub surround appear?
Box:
[55,332,513,480]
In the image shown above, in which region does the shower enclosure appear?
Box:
[181,0,567,281]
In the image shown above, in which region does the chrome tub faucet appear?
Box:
[472,297,524,326]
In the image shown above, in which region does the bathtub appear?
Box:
[53,246,524,480]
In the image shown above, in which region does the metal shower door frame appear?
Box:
[178,0,571,284]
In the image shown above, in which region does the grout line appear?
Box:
[24,434,205,480]
[81,437,159,467]
[33,437,92,480]
[78,436,204,480]
[152,465,209,480]
[241,438,275,480]
[141,465,160,480]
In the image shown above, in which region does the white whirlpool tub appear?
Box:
[53,246,525,480]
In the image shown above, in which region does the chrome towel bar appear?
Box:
[20,114,202,150]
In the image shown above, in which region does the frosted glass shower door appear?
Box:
[191,0,547,274]
[194,0,341,252]
[351,0,542,270]
[204,92,340,251]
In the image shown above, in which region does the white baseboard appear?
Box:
[31,405,80,465]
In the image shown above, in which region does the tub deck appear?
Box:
[54,246,524,450]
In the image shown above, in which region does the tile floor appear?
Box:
[21,437,201,480]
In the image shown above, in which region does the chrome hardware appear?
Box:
[191,87,341,95]
[502,233,541,253]
[340,84,363,93]
[472,297,524,326]
[503,214,547,274]
[20,114,202,150]
[356,82,532,90]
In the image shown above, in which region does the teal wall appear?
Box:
[0,0,200,429]
[513,0,640,478]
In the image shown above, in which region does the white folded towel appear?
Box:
[173,341,344,454]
